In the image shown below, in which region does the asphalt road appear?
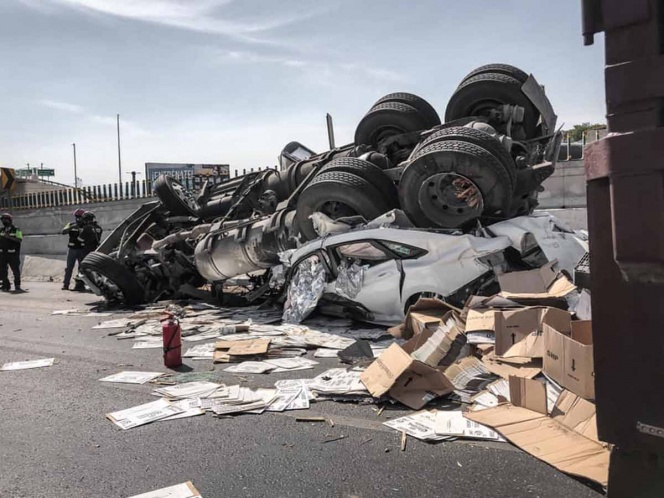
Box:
[0,282,603,498]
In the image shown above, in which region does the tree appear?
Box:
[565,122,605,142]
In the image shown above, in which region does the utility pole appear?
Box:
[72,143,78,188]
[117,114,122,185]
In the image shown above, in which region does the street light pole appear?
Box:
[72,143,78,188]
[117,114,122,185]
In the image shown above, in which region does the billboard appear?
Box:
[145,163,230,187]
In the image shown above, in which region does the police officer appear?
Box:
[0,212,24,293]
[61,208,86,290]
[70,211,103,292]
[80,212,102,253]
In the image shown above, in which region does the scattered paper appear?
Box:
[224,362,274,374]
[383,411,449,441]
[434,410,504,441]
[314,348,341,358]
[99,371,165,384]
[132,341,163,349]
[127,481,202,498]
[107,399,183,430]
[1,358,55,371]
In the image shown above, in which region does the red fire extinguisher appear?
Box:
[161,313,182,368]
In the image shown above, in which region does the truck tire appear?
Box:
[444,73,539,139]
[79,252,145,305]
[319,157,398,207]
[399,140,514,228]
[411,126,517,187]
[459,64,529,86]
[154,175,199,216]
[296,171,392,241]
[372,93,441,128]
[354,102,429,147]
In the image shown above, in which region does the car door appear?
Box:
[328,240,403,324]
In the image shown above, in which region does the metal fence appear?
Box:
[0,175,234,211]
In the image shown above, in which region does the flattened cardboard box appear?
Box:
[465,390,608,486]
[465,306,570,358]
[388,298,453,339]
[543,320,594,400]
[497,261,577,305]
[360,343,454,409]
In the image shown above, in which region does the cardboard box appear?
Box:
[497,261,577,305]
[360,343,454,409]
[465,391,608,487]
[388,298,454,339]
[508,376,547,414]
[543,319,594,400]
[482,353,542,380]
[465,306,571,358]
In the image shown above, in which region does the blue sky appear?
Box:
[1,0,605,185]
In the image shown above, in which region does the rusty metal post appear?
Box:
[582,0,664,496]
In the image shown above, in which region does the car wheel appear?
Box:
[296,171,392,241]
[399,140,514,228]
[444,73,539,139]
[354,102,429,147]
[319,157,398,207]
[153,175,200,216]
[79,252,145,305]
[458,64,529,86]
[372,93,441,128]
[411,126,517,188]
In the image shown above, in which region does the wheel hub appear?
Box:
[418,172,484,227]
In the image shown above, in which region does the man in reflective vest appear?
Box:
[61,208,86,291]
[0,212,24,293]
[71,211,103,291]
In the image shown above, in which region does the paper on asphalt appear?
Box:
[264,389,301,412]
[93,318,144,329]
[132,340,163,349]
[263,357,318,371]
[160,399,205,421]
[314,348,341,358]
[274,379,315,401]
[106,399,183,430]
[1,358,55,371]
[99,371,165,384]
[224,362,275,374]
[183,343,216,359]
[383,411,450,441]
[434,410,504,441]
[309,368,368,395]
[126,481,202,498]
[153,382,222,400]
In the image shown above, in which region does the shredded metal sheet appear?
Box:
[282,257,327,323]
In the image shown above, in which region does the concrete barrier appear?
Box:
[12,198,145,257]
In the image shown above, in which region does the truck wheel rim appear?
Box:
[418,172,484,226]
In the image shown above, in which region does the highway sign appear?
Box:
[37,169,55,176]
[0,167,16,191]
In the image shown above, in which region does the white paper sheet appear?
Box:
[127,481,202,498]
[99,371,165,384]
[107,399,183,430]
[1,358,55,371]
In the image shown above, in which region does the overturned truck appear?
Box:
[80,64,564,319]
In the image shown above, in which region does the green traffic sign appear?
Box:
[37,169,55,176]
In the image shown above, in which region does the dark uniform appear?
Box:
[62,209,86,290]
[80,213,103,254]
[0,213,23,292]
[71,212,103,291]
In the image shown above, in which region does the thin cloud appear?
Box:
[21,0,327,44]
[39,100,152,137]
[216,49,407,83]
[40,99,85,114]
